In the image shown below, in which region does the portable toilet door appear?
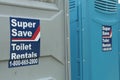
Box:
[70,0,120,80]
[84,0,120,80]
[0,0,70,80]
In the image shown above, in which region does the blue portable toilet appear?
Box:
[70,0,120,80]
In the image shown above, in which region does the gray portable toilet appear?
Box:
[0,0,70,80]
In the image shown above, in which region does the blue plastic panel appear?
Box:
[89,0,119,80]
[69,0,78,22]
[70,0,82,80]
[70,0,120,80]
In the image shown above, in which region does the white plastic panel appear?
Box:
[0,0,69,80]
[34,0,56,3]
[0,0,59,10]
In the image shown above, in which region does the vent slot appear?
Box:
[95,0,117,13]
[69,1,76,10]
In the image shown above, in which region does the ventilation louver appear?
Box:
[69,1,76,10]
[95,0,117,13]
